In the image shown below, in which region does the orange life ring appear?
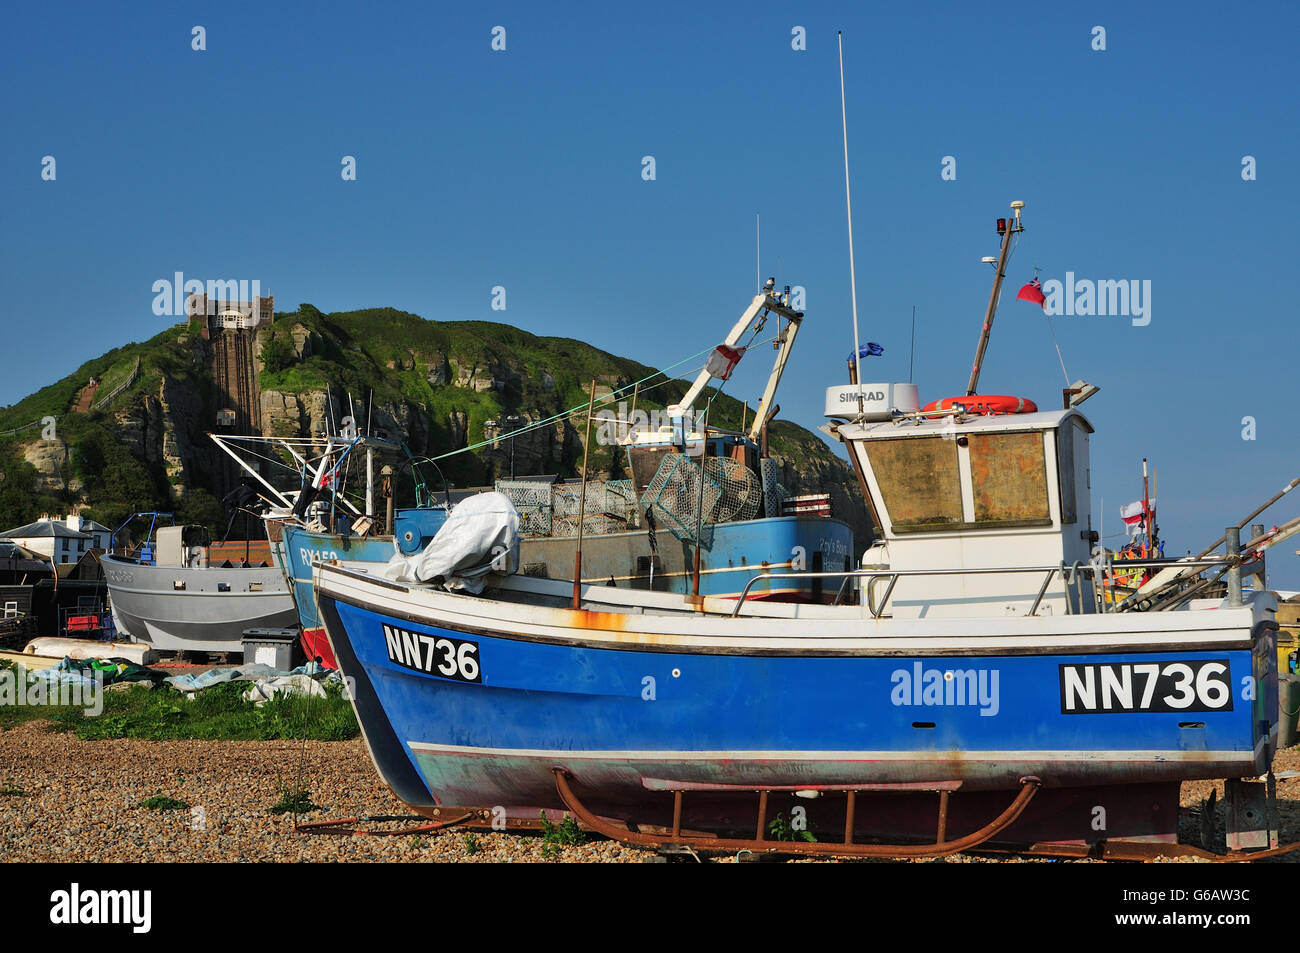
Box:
[921,395,1038,416]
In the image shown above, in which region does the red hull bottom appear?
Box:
[301,626,338,669]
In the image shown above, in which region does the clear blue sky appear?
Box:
[3,1,1298,585]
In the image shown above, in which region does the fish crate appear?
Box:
[241,627,300,670]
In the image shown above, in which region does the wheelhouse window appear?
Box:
[967,431,1050,524]
[865,436,963,530]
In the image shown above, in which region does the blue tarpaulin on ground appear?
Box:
[163,663,283,693]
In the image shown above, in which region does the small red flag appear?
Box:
[1017,278,1046,308]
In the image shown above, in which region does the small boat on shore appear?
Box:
[103,523,296,655]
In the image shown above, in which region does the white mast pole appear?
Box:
[838,31,863,412]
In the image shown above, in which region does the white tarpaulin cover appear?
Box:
[382,491,520,594]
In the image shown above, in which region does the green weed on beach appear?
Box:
[0,673,359,741]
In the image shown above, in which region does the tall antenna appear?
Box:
[909,305,916,383]
[838,31,863,410]
[756,213,761,293]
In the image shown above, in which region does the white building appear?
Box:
[0,514,112,563]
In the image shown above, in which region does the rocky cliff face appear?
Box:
[7,328,215,512]
[22,439,80,496]
[260,389,330,439]
[157,374,209,498]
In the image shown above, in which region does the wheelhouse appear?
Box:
[832,393,1095,619]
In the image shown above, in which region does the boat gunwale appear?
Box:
[314,564,1263,658]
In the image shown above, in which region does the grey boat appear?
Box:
[103,525,296,655]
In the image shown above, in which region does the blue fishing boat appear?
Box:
[313,203,1298,858]
[314,559,1276,853]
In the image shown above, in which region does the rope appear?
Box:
[1044,314,1072,386]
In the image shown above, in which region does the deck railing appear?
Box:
[730,558,1236,619]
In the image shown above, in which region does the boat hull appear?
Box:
[102,556,297,654]
[316,565,1278,839]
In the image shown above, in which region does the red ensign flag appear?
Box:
[1017,278,1047,308]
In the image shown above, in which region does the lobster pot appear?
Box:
[641,454,764,547]
[552,480,636,537]
[495,480,553,537]
[642,454,722,545]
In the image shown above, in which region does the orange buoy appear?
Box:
[921,395,1038,416]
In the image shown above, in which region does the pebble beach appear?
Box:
[4,721,1299,864]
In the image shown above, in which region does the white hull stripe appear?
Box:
[108,585,291,599]
[407,740,1252,764]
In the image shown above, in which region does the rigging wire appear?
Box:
[1011,234,1071,386]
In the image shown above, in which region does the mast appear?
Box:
[366,444,375,519]
[572,380,597,610]
[966,201,1024,396]
[1152,465,1159,552]
[1142,458,1153,552]
[837,31,864,412]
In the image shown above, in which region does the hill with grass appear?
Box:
[0,306,869,547]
